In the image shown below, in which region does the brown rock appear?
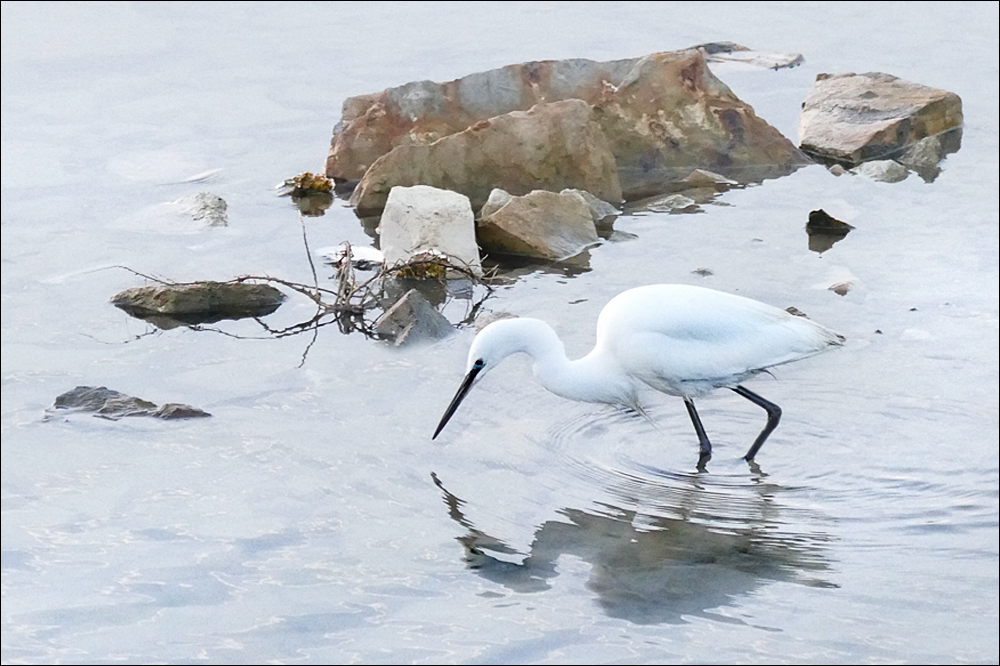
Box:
[327,58,637,183]
[476,190,599,261]
[591,50,808,198]
[799,72,963,165]
[331,50,805,206]
[349,99,622,217]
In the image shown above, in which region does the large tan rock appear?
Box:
[330,49,805,206]
[798,72,963,165]
[349,99,622,217]
[327,58,637,183]
[590,50,808,198]
[476,190,599,262]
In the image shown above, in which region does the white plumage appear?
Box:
[433,284,843,465]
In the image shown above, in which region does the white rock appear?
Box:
[378,185,482,276]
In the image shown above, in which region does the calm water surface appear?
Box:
[2,2,998,663]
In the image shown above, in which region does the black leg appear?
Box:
[684,398,712,462]
[732,385,782,462]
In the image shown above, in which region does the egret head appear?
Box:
[432,318,552,439]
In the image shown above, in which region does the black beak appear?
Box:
[433,365,482,439]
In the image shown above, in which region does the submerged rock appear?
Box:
[350,99,622,216]
[852,159,909,183]
[377,185,483,277]
[51,386,210,420]
[477,189,599,262]
[177,192,228,226]
[112,282,286,326]
[895,129,963,182]
[799,72,963,166]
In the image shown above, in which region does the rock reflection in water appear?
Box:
[431,470,835,625]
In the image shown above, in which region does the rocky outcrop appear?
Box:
[327,57,638,183]
[350,100,622,216]
[799,72,963,165]
[331,49,806,211]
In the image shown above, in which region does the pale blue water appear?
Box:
[3,2,998,663]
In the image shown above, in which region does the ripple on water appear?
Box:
[430,402,840,623]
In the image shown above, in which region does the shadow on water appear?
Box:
[431,467,836,625]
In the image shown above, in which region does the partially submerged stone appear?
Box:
[695,41,804,70]
[852,159,909,183]
[806,209,854,253]
[477,189,599,262]
[350,99,622,216]
[51,386,210,421]
[896,129,962,182]
[177,192,228,226]
[681,169,739,189]
[374,289,454,346]
[377,185,483,277]
[277,171,334,216]
[277,171,334,196]
[799,72,963,165]
[112,281,286,326]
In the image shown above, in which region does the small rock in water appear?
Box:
[829,282,853,296]
[277,172,335,216]
[374,289,454,346]
[695,41,804,69]
[111,281,286,326]
[799,71,963,166]
[50,386,211,421]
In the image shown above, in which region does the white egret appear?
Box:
[432,284,843,465]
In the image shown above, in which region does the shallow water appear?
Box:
[2,2,998,664]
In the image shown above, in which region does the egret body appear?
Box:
[433,284,843,465]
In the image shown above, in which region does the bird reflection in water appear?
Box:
[430,470,836,625]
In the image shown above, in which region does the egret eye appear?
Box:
[473,359,485,370]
